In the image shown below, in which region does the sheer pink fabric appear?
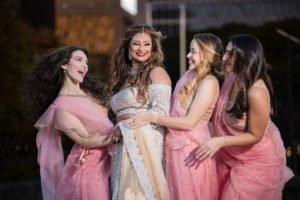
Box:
[35,96,113,200]
[165,70,218,200]
[212,73,294,200]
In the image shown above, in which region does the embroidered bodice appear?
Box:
[110,84,171,200]
[110,84,171,118]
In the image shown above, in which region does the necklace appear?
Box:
[128,67,140,75]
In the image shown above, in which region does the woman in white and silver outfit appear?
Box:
[108,24,171,200]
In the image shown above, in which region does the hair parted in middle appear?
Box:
[108,24,165,104]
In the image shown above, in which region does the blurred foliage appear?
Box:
[0,1,60,181]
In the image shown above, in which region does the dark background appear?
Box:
[0,0,299,199]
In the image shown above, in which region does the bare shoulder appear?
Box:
[198,75,219,89]
[150,66,172,86]
[248,85,271,116]
[248,86,268,104]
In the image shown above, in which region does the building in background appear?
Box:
[141,0,300,36]
[9,0,140,78]
[55,0,137,55]
[54,0,138,78]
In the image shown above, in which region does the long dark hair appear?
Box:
[26,45,109,120]
[108,24,165,104]
[226,34,276,119]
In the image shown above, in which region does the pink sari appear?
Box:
[165,70,218,200]
[212,73,294,200]
[35,95,113,200]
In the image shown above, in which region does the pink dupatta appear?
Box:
[212,73,293,199]
[166,69,211,149]
[34,96,113,200]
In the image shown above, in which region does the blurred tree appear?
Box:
[0,0,60,181]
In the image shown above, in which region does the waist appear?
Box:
[116,108,147,118]
[117,114,133,121]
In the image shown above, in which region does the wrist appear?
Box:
[222,136,227,147]
[152,114,159,124]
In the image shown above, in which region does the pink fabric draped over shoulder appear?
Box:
[165,69,218,200]
[212,73,294,200]
[35,96,113,200]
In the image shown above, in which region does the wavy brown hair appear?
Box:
[25,46,109,120]
[108,24,165,104]
[179,33,224,102]
[226,34,276,119]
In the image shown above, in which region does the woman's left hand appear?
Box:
[124,112,154,129]
[195,137,225,161]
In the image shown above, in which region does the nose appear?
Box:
[82,62,88,71]
[139,43,147,51]
[187,52,191,58]
[222,53,228,61]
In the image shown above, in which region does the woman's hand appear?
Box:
[111,126,122,144]
[103,126,122,144]
[195,137,226,161]
[124,112,156,129]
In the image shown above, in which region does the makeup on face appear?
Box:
[186,39,202,70]
[129,33,152,64]
[223,42,235,73]
[64,50,88,83]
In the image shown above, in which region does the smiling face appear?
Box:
[186,39,203,70]
[62,50,88,83]
[129,32,152,65]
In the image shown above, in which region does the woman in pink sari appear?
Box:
[125,33,224,200]
[26,46,120,200]
[196,35,294,200]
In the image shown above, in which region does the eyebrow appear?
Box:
[73,56,88,61]
[132,40,151,43]
[73,56,85,59]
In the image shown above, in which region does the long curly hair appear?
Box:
[226,34,276,119]
[179,33,224,102]
[108,24,165,104]
[26,45,109,120]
